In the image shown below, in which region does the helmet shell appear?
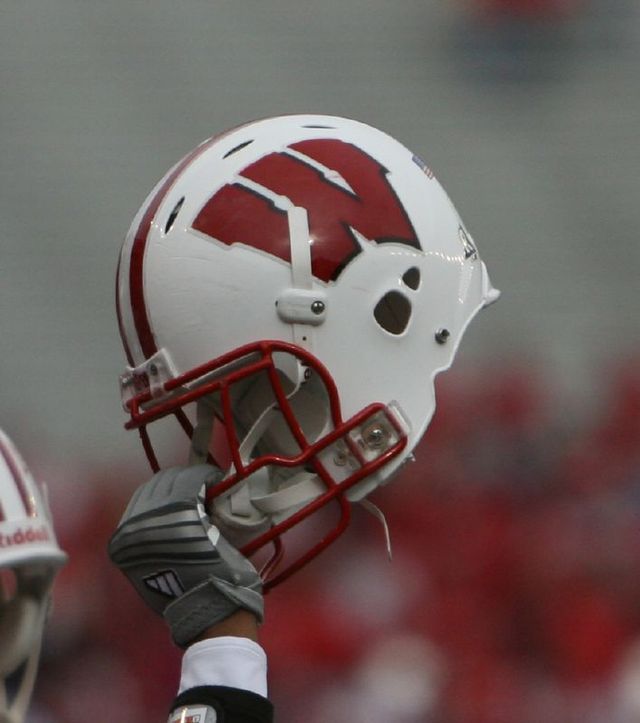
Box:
[117,114,497,479]
[0,429,66,571]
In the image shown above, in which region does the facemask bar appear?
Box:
[122,339,408,589]
[0,569,57,723]
[0,601,48,723]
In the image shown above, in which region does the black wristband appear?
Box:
[170,686,274,723]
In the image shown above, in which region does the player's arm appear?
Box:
[108,465,273,723]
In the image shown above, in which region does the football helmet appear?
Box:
[116,114,498,588]
[0,429,66,723]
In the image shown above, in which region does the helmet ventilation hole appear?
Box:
[402,267,420,290]
[164,196,184,234]
[223,139,254,158]
[374,291,411,335]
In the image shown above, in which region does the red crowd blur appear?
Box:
[33,358,640,723]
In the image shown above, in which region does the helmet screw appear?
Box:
[334,450,348,466]
[311,300,325,315]
[435,328,450,345]
[148,363,158,375]
[365,427,386,449]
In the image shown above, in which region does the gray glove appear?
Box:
[108,464,263,648]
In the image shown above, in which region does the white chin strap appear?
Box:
[249,470,325,525]
[260,488,393,555]
[0,595,48,723]
[221,465,393,562]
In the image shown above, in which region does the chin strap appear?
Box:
[226,470,393,561]
[250,472,326,525]
[359,499,393,561]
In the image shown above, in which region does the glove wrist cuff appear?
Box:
[165,578,236,647]
[164,577,264,647]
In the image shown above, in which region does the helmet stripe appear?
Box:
[0,436,37,518]
[115,252,134,366]
[128,137,222,361]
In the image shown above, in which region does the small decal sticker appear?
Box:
[411,154,434,179]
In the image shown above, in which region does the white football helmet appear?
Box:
[116,114,498,588]
[0,429,66,723]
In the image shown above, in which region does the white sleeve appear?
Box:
[177,636,268,698]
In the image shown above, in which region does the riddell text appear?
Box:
[0,525,51,547]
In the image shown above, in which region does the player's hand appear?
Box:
[108,464,263,648]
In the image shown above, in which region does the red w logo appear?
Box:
[192,139,419,282]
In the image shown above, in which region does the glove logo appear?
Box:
[169,707,208,723]
[192,138,420,282]
[143,569,184,598]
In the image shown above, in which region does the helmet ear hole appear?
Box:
[402,266,420,290]
[374,291,411,335]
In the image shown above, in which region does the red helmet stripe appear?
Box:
[128,138,220,361]
[0,437,36,518]
[115,252,134,366]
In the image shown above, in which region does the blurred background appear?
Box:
[2,1,640,721]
